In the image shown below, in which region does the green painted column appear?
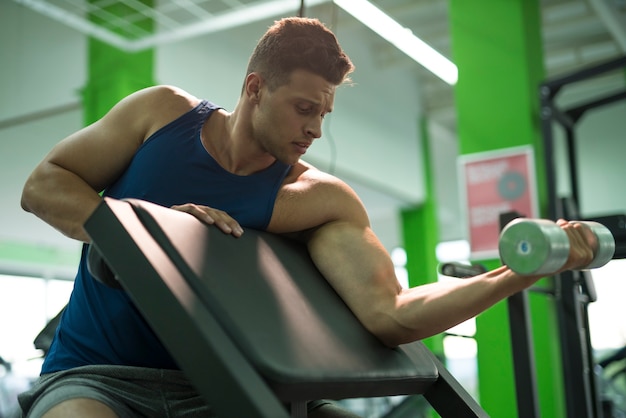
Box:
[449,1,565,417]
[83,1,155,124]
[401,118,443,357]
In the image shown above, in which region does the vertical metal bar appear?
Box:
[540,85,559,221]
[541,82,591,418]
[507,291,541,418]
[565,127,580,208]
[555,272,596,418]
[581,297,604,418]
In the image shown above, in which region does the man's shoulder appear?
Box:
[269,161,368,234]
[134,85,203,109]
[283,161,345,191]
[123,86,205,139]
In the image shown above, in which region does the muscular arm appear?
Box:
[286,169,595,347]
[308,222,532,346]
[21,86,199,242]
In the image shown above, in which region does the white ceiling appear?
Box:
[11,0,626,132]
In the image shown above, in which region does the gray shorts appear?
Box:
[17,365,337,418]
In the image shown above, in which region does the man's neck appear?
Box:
[204,107,276,176]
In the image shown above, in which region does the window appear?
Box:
[0,274,73,377]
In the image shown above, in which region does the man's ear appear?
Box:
[245,72,264,103]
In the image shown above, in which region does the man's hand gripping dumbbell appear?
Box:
[499,218,615,276]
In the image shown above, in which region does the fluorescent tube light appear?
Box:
[333,0,458,85]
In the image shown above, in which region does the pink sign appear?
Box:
[459,147,538,258]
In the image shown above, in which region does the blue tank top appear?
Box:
[42,100,291,373]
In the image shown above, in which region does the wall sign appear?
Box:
[458,146,539,259]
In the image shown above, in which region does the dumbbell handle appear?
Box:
[498,218,615,276]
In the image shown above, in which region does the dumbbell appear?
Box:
[87,243,122,289]
[498,218,615,275]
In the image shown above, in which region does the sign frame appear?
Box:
[458,146,539,260]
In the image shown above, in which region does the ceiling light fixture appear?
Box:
[333,0,458,85]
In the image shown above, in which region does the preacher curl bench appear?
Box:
[84,197,488,418]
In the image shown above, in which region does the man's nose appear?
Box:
[305,118,322,139]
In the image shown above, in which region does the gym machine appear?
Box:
[542,54,626,418]
[505,55,626,418]
[84,197,489,418]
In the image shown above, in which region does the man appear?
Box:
[18,17,596,418]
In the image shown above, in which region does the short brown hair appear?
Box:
[245,17,354,90]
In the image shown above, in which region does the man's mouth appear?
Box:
[293,141,311,154]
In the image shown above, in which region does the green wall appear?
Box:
[83,0,155,123]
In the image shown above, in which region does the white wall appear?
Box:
[576,101,626,217]
[0,2,87,120]
[0,2,87,262]
[551,100,626,218]
[0,110,84,252]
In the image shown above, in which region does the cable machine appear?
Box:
[532,55,626,418]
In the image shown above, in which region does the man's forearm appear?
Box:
[21,162,102,243]
[389,266,537,345]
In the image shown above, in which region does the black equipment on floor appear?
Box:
[84,197,487,418]
[33,306,65,356]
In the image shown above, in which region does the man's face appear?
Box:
[251,69,336,166]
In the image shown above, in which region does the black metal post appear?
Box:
[537,55,626,418]
[507,291,541,418]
